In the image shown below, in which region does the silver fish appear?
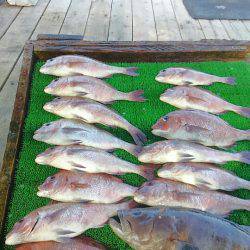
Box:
[109,207,250,250]
[35,145,154,180]
[33,119,141,156]
[37,170,138,203]
[40,55,139,78]
[5,201,136,245]
[44,76,146,103]
[158,162,250,191]
[43,97,147,145]
[155,67,235,86]
[134,178,250,216]
[160,86,250,118]
[152,109,250,148]
[138,139,250,164]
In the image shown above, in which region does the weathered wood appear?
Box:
[229,20,250,40]
[0,42,34,236]
[152,0,182,41]
[198,20,216,39]
[209,20,230,40]
[84,0,112,41]
[132,0,157,41]
[37,34,84,40]
[60,0,92,36]
[108,0,132,41]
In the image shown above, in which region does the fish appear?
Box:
[157,162,250,191]
[134,178,250,216]
[160,86,250,118]
[35,145,154,180]
[37,170,138,203]
[33,119,141,156]
[39,55,139,78]
[152,109,250,148]
[44,76,146,103]
[155,67,235,86]
[5,200,136,245]
[109,206,250,250]
[138,139,250,164]
[15,237,106,250]
[43,97,147,145]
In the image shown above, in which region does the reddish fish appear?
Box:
[40,55,139,78]
[160,86,250,118]
[155,67,235,86]
[138,139,250,164]
[43,97,147,145]
[35,145,154,180]
[134,179,250,216]
[44,76,145,103]
[5,201,136,245]
[158,162,250,191]
[15,237,106,250]
[33,119,141,156]
[152,109,250,148]
[37,170,138,203]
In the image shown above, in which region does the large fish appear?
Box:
[138,139,250,164]
[155,67,235,86]
[158,162,250,191]
[16,237,106,250]
[35,145,154,180]
[43,97,147,145]
[134,179,250,215]
[109,207,250,250]
[152,109,250,148]
[5,200,136,245]
[160,86,250,118]
[40,55,139,78]
[37,170,138,203]
[33,119,141,156]
[44,76,146,103]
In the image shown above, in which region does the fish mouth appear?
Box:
[39,66,47,74]
[151,129,165,137]
[44,86,52,94]
[35,155,45,164]
[155,75,165,83]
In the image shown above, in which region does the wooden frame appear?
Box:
[0,35,250,239]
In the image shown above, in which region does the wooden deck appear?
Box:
[0,0,250,169]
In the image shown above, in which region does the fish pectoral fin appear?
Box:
[183,81,193,85]
[186,94,207,105]
[184,124,210,134]
[195,178,212,189]
[74,115,89,123]
[76,91,88,97]
[70,182,90,190]
[62,127,85,134]
[70,162,86,172]
[178,153,195,162]
[174,240,199,250]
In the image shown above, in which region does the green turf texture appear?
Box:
[2,60,250,249]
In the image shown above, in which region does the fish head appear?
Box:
[151,115,171,137]
[43,97,67,113]
[155,68,184,83]
[35,146,63,165]
[109,208,159,246]
[5,212,39,245]
[40,57,68,76]
[44,78,62,94]
[33,121,60,142]
[37,172,65,198]
[160,87,185,103]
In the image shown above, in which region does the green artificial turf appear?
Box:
[2,60,250,249]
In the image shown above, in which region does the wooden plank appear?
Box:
[198,20,216,39]
[84,0,112,41]
[152,0,182,41]
[0,42,34,235]
[243,21,250,32]
[209,20,230,39]
[0,0,50,90]
[31,0,72,39]
[229,20,250,40]
[170,0,204,41]
[0,58,22,172]
[221,20,239,40]
[0,3,21,39]
[60,0,92,36]
[108,0,132,41]
[132,0,157,41]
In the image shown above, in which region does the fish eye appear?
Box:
[162,115,168,121]
[45,122,51,127]
[18,219,24,223]
[162,69,166,72]
[49,176,55,181]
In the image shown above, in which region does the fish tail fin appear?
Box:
[235,151,250,164]
[232,106,250,118]
[123,67,139,77]
[122,143,142,157]
[221,77,236,85]
[139,165,155,180]
[128,126,147,145]
[238,129,250,141]
[234,198,250,212]
[240,179,250,190]
[127,90,146,102]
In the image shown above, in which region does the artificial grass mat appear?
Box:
[2,60,250,249]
